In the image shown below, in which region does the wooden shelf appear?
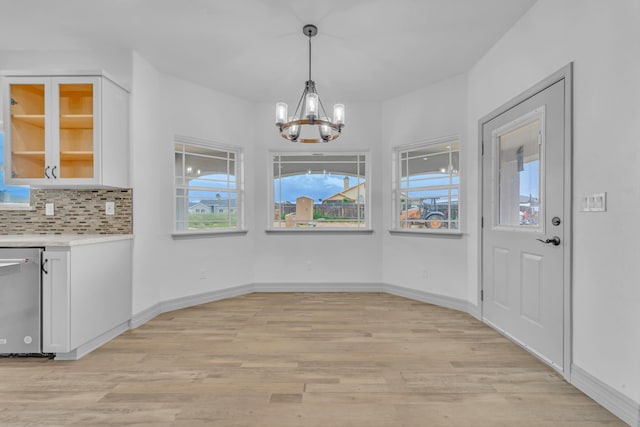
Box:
[12,150,45,157]
[60,114,93,129]
[12,114,45,127]
[60,151,94,161]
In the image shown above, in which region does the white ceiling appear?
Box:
[0,0,537,103]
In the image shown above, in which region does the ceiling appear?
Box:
[0,0,537,103]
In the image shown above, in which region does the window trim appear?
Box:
[173,135,245,235]
[268,150,372,231]
[391,135,462,235]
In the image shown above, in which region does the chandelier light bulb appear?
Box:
[275,102,288,126]
[333,104,345,126]
[305,93,319,119]
[288,117,300,141]
[319,117,331,141]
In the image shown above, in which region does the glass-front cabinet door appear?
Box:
[8,80,49,179]
[56,79,97,180]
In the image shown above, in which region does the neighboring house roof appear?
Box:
[188,202,209,209]
[323,182,366,203]
[190,199,237,208]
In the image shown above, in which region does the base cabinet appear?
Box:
[41,249,70,353]
[42,239,132,355]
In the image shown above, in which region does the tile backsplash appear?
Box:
[0,189,132,235]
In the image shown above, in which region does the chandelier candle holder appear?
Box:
[275,24,345,143]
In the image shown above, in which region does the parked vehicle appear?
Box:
[399,202,446,229]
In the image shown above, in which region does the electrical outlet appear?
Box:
[105,202,115,215]
[45,203,54,216]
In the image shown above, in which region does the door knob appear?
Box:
[536,236,561,246]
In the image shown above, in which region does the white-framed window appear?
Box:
[0,131,31,209]
[174,136,243,233]
[393,136,460,232]
[270,152,369,230]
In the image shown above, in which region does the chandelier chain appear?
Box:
[308,36,312,82]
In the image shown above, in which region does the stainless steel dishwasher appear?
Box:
[0,247,43,354]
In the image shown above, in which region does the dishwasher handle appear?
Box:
[0,258,30,264]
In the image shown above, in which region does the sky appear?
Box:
[520,160,539,199]
[275,174,360,203]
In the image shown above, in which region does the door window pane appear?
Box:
[497,118,541,228]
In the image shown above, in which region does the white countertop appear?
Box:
[0,234,133,247]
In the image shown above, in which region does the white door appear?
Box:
[482,77,568,371]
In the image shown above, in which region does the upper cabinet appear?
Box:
[2,73,129,188]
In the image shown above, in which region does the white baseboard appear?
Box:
[54,321,130,361]
[384,283,470,313]
[130,284,254,329]
[254,282,384,293]
[129,302,163,329]
[130,282,468,328]
[162,284,254,313]
[571,364,639,427]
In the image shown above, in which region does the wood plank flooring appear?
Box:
[0,292,625,426]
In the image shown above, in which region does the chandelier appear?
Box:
[275,24,345,143]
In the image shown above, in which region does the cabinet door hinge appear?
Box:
[481,290,484,301]
[481,216,484,228]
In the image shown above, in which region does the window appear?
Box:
[0,131,31,208]
[271,152,369,229]
[174,136,243,233]
[393,136,460,232]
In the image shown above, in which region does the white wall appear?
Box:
[130,52,165,313]
[380,74,469,301]
[130,55,255,311]
[250,101,384,285]
[466,0,640,402]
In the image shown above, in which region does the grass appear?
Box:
[188,213,236,229]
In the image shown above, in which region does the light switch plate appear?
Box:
[105,201,115,216]
[45,203,54,216]
[582,192,606,212]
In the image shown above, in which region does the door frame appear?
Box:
[477,63,573,380]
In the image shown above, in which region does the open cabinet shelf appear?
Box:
[12,114,45,127]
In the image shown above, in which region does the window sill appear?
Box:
[172,229,248,239]
[388,229,463,237]
[0,204,36,211]
[266,228,374,235]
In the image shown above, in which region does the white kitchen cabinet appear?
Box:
[2,72,129,188]
[41,238,132,357]
[41,249,71,353]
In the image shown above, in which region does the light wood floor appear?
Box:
[0,292,625,426]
